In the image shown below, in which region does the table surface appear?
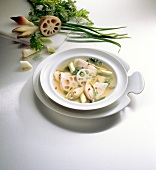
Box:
[0,0,156,170]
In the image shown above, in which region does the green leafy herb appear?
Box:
[104,77,112,85]
[86,58,102,66]
[64,65,80,75]
[72,67,81,75]
[30,31,44,51]
[64,66,70,72]
[27,0,93,25]
[75,9,93,25]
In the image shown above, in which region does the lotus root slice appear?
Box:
[39,16,61,36]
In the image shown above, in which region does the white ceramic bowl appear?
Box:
[40,48,128,110]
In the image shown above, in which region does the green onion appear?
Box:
[61,22,129,48]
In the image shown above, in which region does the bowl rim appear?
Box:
[40,47,128,110]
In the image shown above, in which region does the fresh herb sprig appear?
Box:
[86,58,102,66]
[27,0,93,25]
[30,30,44,51]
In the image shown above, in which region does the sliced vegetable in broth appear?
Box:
[53,57,116,103]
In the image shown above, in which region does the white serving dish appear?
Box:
[40,48,129,110]
[33,48,144,119]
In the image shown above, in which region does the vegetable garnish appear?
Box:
[10,16,34,26]
[27,0,93,25]
[61,23,128,47]
[11,0,129,57]
[26,0,129,49]
[86,58,102,66]
[30,31,44,51]
[38,15,62,36]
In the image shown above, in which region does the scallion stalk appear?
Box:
[61,22,129,47]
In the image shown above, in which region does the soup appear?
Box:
[52,57,116,103]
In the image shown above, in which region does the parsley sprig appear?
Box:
[30,31,44,51]
[27,0,93,25]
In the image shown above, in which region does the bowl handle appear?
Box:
[126,71,145,94]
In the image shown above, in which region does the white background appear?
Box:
[0,0,156,169]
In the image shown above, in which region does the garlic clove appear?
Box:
[20,61,32,70]
[47,46,55,53]
[22,49,38,58]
